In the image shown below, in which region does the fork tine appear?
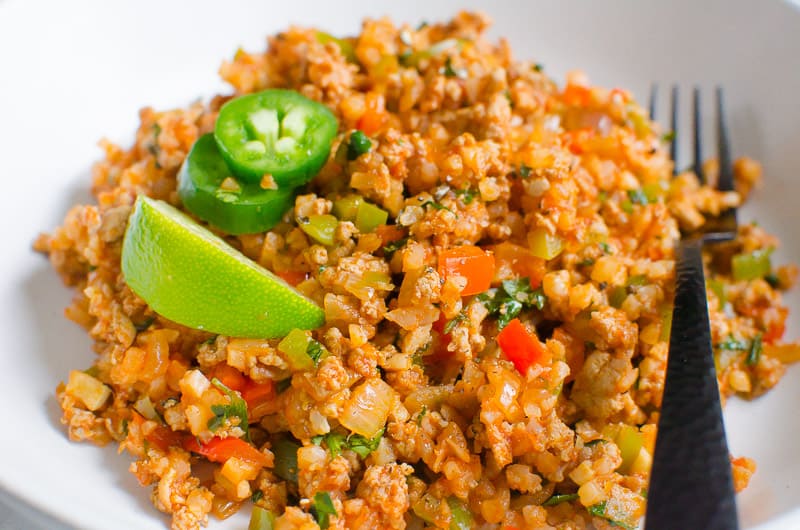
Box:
[649,84,658,119]
[693,87,705,183]
[716,87,734,192]
[670,85,679,175]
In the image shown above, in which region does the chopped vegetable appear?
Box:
[496,318,547,374]
[708,278,727,309]
[312,492,337,529]
[248,506,275,530]
[615,425,644,474]
[437,245,496,296]
[278,329,324,371]
[347,428,384,458]
[66,370,111,411]
[214,89,338,186]
[400,38,465,67]
[745,333,763,366]
[586,501,635,530]
[528,227,564,260]
[339,378,395,437]
[346,130,372,160]
[315,31,356,62]
[543,493,579,506]
[271,436,300,483]
[208,378,251,441]
[299,214,338,246]
[732,248,773,281]
[183,436,269,468]
[626,188,650,206]
[122,196,324,338]
[178,134,297,235]
[355,200,389,233]
[447,497,472,530]
[332,195,362,221]
[478,278,546,329]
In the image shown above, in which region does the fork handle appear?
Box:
[645,238,739,530]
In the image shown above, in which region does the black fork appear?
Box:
[645,86,739,530]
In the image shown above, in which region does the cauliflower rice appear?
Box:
[35,12,798,530]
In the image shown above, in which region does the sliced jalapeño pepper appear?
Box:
[214,89,338,186]
[178,133,296,234]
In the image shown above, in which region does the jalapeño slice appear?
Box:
[178,133,296,235]
[214,89,338,186]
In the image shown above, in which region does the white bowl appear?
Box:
[1,0,798,528]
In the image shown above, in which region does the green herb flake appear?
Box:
[661,130,675,143]
[627,188,650,206]
[306,339,325,366]
[416,405,427,425]
[586,501,635,529]
[543,493,579,506]
[311,492,337,529]
[441,56,466,78]
[746,333,763,366]
[347,428,384,458]
[519,164,532,178]
[718,335,748,351]
[455,188,478,204]
[443,311,467,334]
[421,200,455,215]
[383,237,408,258]
[599,242,612,254]
[578,258,596,267]
[347,130,372,160]
[533,63,544,72]
[478,278,547,329]
[251,490,264,503]
[208,378,250,442]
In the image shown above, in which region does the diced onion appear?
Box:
[340,378,396,437]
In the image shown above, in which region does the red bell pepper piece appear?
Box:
[438,245,495,296]
[183,436,269,467]
[497,318,546,374]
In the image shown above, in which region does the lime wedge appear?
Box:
[121,195,324,338]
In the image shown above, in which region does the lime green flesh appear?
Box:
[121,196,325,338]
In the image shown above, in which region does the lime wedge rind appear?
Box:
[122,196,325,338]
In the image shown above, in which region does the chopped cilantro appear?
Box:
[661,130,675,143]
[311,492,337,529]
[765,273,781,288]
[599,242,612,254]
[383,237,408,258]
[718,336,748,351]
[455,187,478,204]
[586,501,635,529]
[347,428,384,458]
[251,490,264,503]
[443,311,467,334]
[421,200,455,215]
[441,56,466,78]
[478,278,547,329]
[306,339,325,366]
[519,163,532,178]
[533,63,544,72]
[208,378,250,442]
[746,333,763,366]
[543,493,579,506]
[416,405,428,425]
[346,130,372,160]
[578,257,596,267]
[627,188,650,206]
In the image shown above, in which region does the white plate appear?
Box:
[1,0,799,528]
